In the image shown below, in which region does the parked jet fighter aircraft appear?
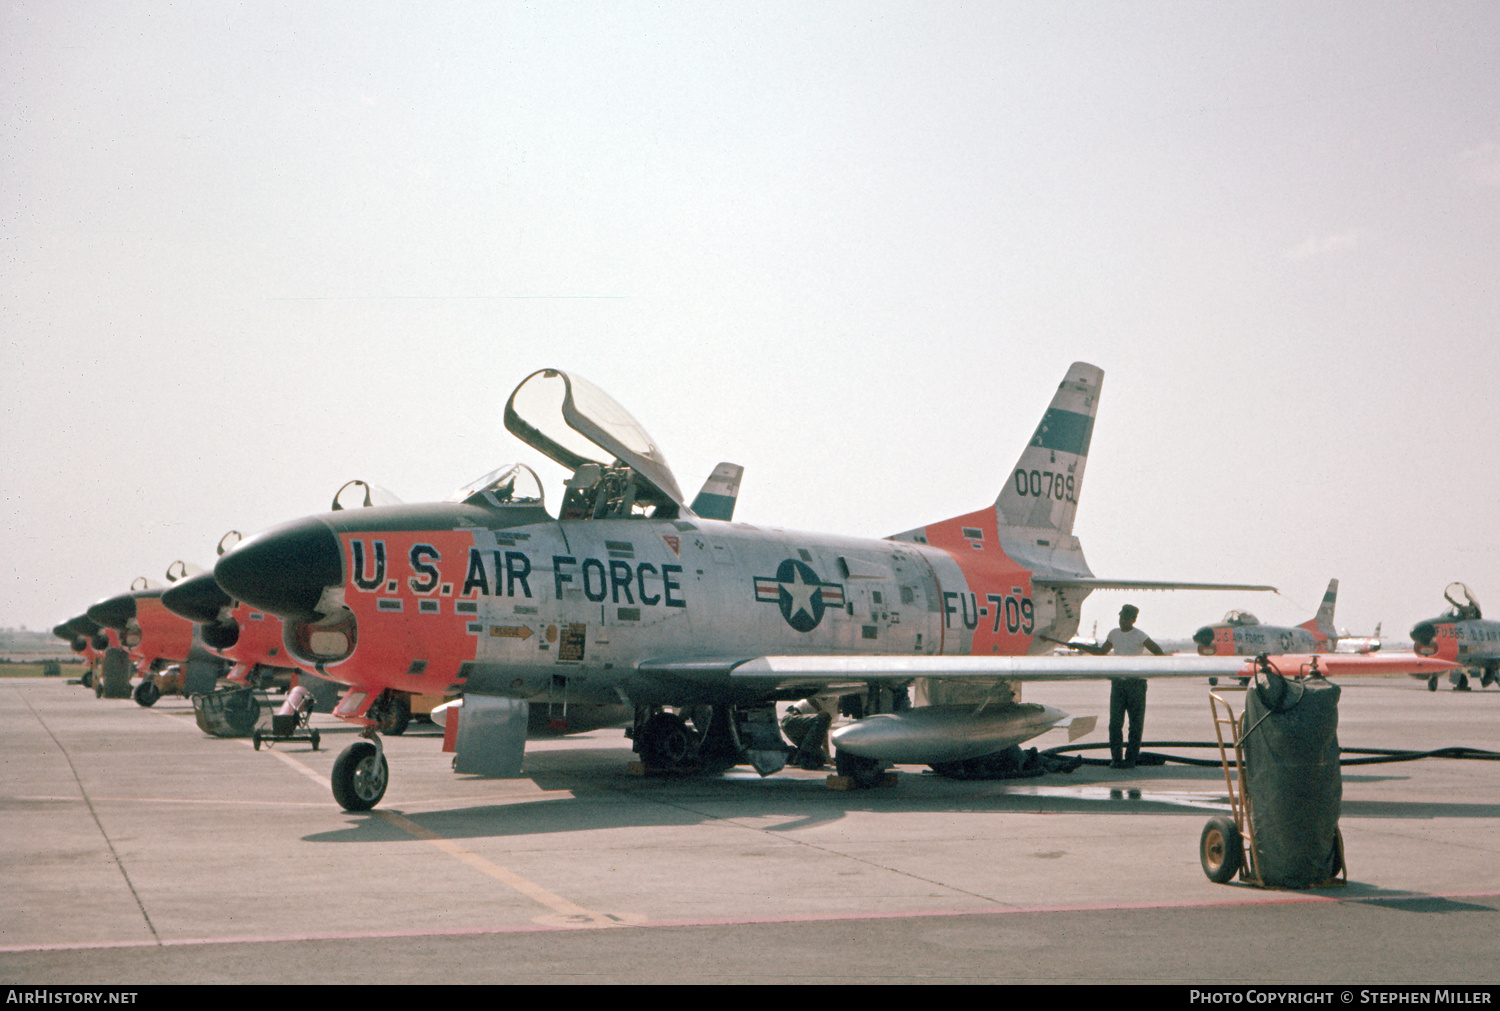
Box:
[52,614,114,689]
[1334,624,1381,654]
[1192,579,1340,656]
[211,365,1454,810]
[88,564,230,705]
[1411,583,1499,691]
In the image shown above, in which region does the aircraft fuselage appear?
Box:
[249,505,1089,721]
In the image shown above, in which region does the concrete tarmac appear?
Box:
[1,674,1496,985]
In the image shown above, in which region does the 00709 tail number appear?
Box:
[1014,469,1075,503]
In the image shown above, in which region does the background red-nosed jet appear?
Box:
[1411,583,1500,691]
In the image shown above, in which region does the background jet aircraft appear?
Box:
[1334,623,1382,654]
[1411,583,1499,691]
[210,365,1450,811]
[87,563,231,705]
[1192,578,1340,656]
[51,614,116,690]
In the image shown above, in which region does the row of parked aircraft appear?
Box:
[53,364,1471,811]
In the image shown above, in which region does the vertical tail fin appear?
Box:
[994,362,1103,535]
[690,462,744,521]
[1298,578,1339,641]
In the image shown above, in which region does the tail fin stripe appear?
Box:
[1032,409,1096,456]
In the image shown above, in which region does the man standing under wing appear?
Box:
[1069,604,1164,769]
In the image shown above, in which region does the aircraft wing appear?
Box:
[638,653,1457,694]
[1033,578,1277,592]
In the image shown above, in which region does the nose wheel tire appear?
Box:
[1200,815,1243,884]
[332,741,388,811]
[133,680,161,707]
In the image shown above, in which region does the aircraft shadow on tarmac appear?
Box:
[298,752,1500,846]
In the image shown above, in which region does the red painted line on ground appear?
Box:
[5,889,1496,954]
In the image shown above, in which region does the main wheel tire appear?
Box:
[94,674,105,698]
[331,742,388,811]
[376,693,411,736]
[640,712,697,767]
[1200,816,1243,884]
[81,670,93,689]
[835,750,886,789]
[1428,676,1438,692]
[310,729,321,751]
[252,730,262,751]
[133,680,161,707]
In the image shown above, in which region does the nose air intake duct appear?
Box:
[214,517,343,622]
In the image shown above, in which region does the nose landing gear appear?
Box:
[332,733,388,811]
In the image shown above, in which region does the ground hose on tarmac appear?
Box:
[1040,741,1500,768]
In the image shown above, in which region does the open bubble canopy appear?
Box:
[501,368,686,510]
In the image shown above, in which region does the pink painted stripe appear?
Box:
[4,889,1497,954]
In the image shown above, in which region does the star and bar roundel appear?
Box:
[753,559,846,632]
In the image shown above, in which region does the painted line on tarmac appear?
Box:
[12,686,162,945]
[257,741,634,929]
[373,809,638,928]
[5,889,1497,953]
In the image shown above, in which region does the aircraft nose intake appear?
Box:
[1410,621,1436,646]
[87,593,137,631]
[1191,627,1215,647]
[162,570,232,624]
[215,516,343,622]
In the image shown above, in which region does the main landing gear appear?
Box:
[370,690,411,736]
[332,732,388,812]
[630,707,738,774]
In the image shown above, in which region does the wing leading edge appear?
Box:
[1033,578,1278,592]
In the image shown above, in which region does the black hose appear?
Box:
[1042,740,1500,768]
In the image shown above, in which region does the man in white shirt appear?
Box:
[1070,604,1163,769]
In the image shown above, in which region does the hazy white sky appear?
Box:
[4,2,1497,642]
